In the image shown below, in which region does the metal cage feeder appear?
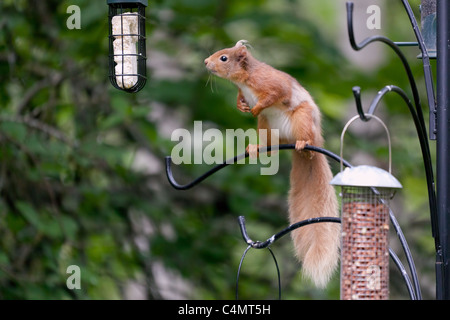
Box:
[107,0,148,93]
[331,115,403,300]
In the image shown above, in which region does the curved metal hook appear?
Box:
[236,216,339,300]
[352,86,369,122]
[238,215,341,249]
[354,85,414,120]
[166,144,351,190]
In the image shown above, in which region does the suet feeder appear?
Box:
[331,115,402,300]
[107,0,148,93]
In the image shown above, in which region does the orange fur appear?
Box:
[205,40,340,288]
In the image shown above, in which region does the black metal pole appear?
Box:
[436,0,450,300]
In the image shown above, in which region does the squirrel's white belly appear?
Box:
[260,108,293,142]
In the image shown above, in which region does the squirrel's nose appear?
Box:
[204,59,208,66]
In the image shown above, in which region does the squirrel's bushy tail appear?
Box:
[288,151,340,288]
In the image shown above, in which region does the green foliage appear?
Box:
[0,0,435,300]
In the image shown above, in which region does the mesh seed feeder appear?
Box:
[108,0,148,93]
[331,115,402,300]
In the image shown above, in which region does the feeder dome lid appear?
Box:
[330,165,402,189]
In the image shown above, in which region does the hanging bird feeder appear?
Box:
[331,115,402,300]
[107,0,148,93]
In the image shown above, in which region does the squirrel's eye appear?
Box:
[220,55,228,62]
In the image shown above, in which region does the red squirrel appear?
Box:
[204,40,340,288]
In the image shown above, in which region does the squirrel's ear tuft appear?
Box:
[235,40,250,48]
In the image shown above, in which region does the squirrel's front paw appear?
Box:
[237,98,251,113]
[250,106,262,117]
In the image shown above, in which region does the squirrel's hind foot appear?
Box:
[295,140,314,159]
